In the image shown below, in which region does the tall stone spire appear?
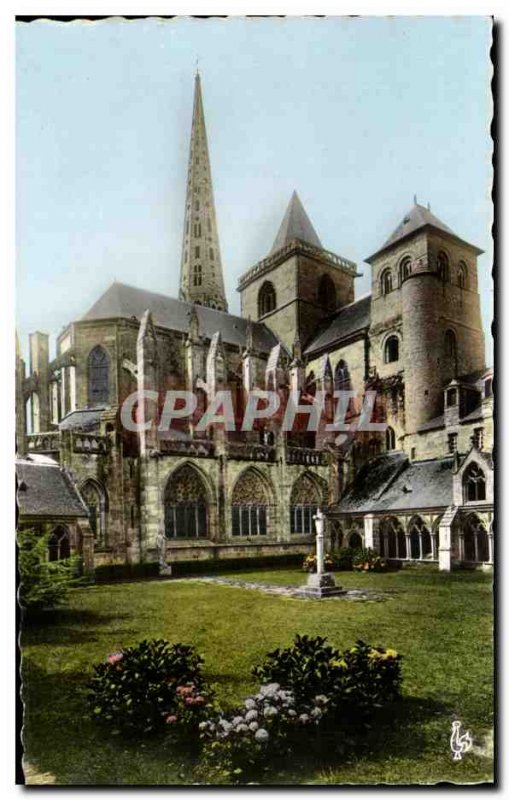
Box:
[179,71,228,312]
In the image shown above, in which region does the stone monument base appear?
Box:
[298,572,346,598]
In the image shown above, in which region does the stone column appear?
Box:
[364,514,374,550]
[438,522,452,572]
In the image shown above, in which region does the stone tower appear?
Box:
[179,72,228,312]
[238,191,357,351]
[366,202,485,435]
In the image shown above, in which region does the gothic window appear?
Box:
[334,360,351,392]
[437,251,450,282]
[379,517,407,559]
[258,281,277,318]
[195,245,200,258]
[88,346,109,406]
[458,261,468,289]
[165,464,209,539]
[317,274,337,312]
[463,463,486,503]
[385,426,396,451]
[194,223,201,237]
[399,256,411,285]
[231,469,272,537]
[408,516,432,560]
[380,268,393,296]
[81,480,108,543]
[462,513,489,563]
[348,531,363,550]
[290,473,322,535]
[384,336,399,364]
[48,525,71,562]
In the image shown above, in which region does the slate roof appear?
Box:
[366,203,483,262]
[81,282,279,353]
[304,295,371,356]
[338,454,455,514]
[59,408,105,432]
[460,405,484,424]
[16,457,89,519]
[270,191,323,255]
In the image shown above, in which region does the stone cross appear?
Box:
[313,508,326,576]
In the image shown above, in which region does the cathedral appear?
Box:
[15,73,494,575]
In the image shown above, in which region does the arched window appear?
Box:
[48,525,71,562]
[458,261,468,290]
[462,513,489,563]
[330,520,344,552]
[380,517,407,559]
[290,473,322,535]
[88,346,109,406]
[258,281,277,318]
[385,426,396,451]
[380,269,393,296]
[317,274,337,312]
[446,388,458,407]
[384,335,399,364]
[349,531,363,550]
[232,469,272,537]
[399,256,412,285]
[165,464,209,539]
[334,359,351,392]
[408,516,432,560]
[437,251,450,282]
[463,463,486,503]
[81,480,108,543]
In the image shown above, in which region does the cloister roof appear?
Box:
[16,456,89,519]
[338,454,456,514]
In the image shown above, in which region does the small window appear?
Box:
[195,199,200,212]
[194,223,201,237]
[209,248,214,260]
[484,378,493,398]
[384,336,399,364]
[437,251,450,282]
[445,329,458,373]
[446,388,458,407]
[386,426,396,451]
[473,427,484,450]
[458,261,468,289]
[258,281,277,317]
[334,360,351,392]
[380,268,393,296]
[411,447,416,460]
[399,256,411,285]
[195,245,200,258]
[447,432,458,454]
[88,346,109,406]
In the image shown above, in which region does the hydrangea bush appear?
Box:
[88,639,213,737]
[352,548,388,572]
[199,682,329,782]
[302,552,335,573]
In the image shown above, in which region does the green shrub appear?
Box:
[88,639,212,737]
[334,546,363,571]
[252,634,402,720]
[352,548,388,573]
[17,528,81,612]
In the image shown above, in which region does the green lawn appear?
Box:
[21,567,494,785]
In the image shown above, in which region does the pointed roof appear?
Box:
[179,72,228,311]
[270,191,323,255]
[366,203,483,262]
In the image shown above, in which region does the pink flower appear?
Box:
[107,652,124,665]
[177,685,194,697]
[195,696,205,705]
[165,715,178,724]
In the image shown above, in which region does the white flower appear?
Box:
[310,707,323,719]
[236,723,249,733]
[248,721,259,732]
[220,720,232,732]
[264,705,278,718]
[232,716,244,727]
[198,721,208,731]
[245,709,258,722]
[313,695,329,706]
[299,713,310,724]
[287,709,297,718]
[245,698,257,711]
[255,728,269,742]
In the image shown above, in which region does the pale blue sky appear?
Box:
[16,16,493,363]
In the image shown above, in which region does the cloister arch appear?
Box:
[231,467,275,537]
[164,462,211,539]
[80,479,108,544]
[289,472,324,535]
[48,525,71,561]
